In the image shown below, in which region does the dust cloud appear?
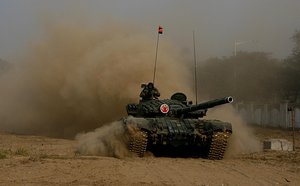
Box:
[75,116,149,158]
[75,120,131,158]
[0,17,260,158]
[0,21,192,138]
[207,104,262,157]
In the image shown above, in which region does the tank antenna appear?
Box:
[153,26,163,85]
[193,30,198,104]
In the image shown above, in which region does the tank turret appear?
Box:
[127,93,233,119]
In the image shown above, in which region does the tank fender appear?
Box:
[122,117,153,132]
[203,120,232,133]
[136,122,153,132]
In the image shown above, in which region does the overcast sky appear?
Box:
[1,0,300,61]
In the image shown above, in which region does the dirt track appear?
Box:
[0,127,299,186]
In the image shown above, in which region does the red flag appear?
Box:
[158,26,163,34]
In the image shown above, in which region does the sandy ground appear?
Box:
[0,126,299,186]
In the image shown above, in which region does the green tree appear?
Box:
[291,30,300,61]
[282,30,300,102]
[198,52,281,103]
[0,58,11,75]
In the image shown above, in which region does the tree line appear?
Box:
[0,58,11,76]
[197,30,300,103]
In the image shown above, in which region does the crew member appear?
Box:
[140,82,160,101]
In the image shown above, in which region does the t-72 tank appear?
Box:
[123,83,233,160]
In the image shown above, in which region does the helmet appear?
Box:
[148,82,154,88]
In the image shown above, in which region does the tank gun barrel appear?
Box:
[174,96,233,115]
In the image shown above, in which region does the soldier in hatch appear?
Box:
[140,82,160,101]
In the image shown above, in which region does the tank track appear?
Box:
[207,132,230,160]
[128,130,148,157]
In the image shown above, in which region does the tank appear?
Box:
[123,83,233,160]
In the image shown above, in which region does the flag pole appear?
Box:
[153,26,162,85]
[193,30,198,104]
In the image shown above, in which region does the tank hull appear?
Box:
[124,117,232,159]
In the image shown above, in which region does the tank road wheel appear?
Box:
[128,130,148,157]
[207,132,231,160]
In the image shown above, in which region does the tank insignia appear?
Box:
[160,103,169,113]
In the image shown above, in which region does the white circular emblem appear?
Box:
[160,104,169,114]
